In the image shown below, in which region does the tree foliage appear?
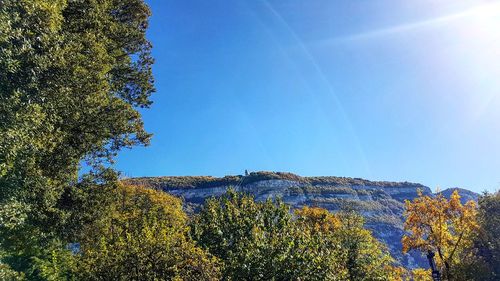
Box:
[465,191,500,281]
[0,0,154,277]
[76,184,221,280]
[191,189,295,280]
[192,189,399,281]
[402,190,479,280]
[294,207,399,281]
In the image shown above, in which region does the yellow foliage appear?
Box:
[77,183,221,280]
[402,189,478,279]
[411,268,432,281]
[295,206,342,232]
[380,266,433,281]
[384,265,407,281]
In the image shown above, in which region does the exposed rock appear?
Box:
[438,187,480,204]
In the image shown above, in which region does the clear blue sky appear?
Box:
[116,0,500,193]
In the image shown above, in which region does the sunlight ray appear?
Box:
[316,1,500,44]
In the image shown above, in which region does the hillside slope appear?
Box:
[126,171,477,268]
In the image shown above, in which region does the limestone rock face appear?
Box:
[125,171,475,269]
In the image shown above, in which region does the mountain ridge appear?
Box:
[126,171,431,191]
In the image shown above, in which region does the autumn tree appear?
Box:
[76,184,221,280]
[294,207,400,281]
[290,207,347,280]
[402,190,479,280]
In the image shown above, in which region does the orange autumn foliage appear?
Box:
[402,190,478,279]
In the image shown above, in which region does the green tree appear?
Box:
[0,0,154,278]
[192,190,398,281]
[191,189,295,280]
[76,184,221,280]
[464,191,500,281]
[335,211,396,281]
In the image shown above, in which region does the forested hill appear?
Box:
[125,171,478,269]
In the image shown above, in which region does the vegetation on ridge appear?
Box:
[126,170,428,190]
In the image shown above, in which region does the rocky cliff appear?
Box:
[125,171,477,268]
